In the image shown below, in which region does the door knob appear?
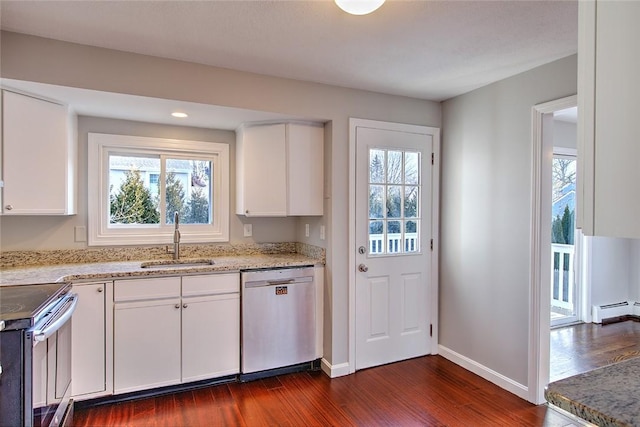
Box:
[358,263,368,273]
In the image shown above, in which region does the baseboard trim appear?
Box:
[321,358,350,378]
[439,345,529,401]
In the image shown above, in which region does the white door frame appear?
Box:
[348,118,440,374]
[529,95,587,404]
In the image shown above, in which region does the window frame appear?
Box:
[88,133,229,246]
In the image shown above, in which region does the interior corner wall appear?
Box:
[630,239,640,302]
[440,54,577,387]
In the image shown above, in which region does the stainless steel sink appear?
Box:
[140,259,215,269]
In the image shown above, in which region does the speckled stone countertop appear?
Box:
[0,243,324,286]
[545,356,640,427]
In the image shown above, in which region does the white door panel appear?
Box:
[354,122,437,370]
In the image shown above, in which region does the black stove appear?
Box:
[0,282,76,427]
[0,283,72,331]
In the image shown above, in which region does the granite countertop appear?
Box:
[545,356,640,427]
[0,253,322,286]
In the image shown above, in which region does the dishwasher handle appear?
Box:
[244,275,313,289]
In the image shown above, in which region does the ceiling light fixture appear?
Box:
[334,0,385,15]
[171,112,188,118]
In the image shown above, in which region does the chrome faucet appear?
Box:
[166,211,181,260]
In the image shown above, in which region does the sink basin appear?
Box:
[140,259,215,269]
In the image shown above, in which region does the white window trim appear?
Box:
[88,133,229,246]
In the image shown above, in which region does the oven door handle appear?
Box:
[32,293,78,343]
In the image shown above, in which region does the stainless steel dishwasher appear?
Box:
[241,266,316,375]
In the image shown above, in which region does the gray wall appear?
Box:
[589,236,632,306]
[0,31,441,370]
[553,120,577,150]
[440,55,577,386]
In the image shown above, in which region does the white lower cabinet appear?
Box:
[181,294,240,382]
[71,282,113,400]
[113,274,240,395]
[114,298,182,394]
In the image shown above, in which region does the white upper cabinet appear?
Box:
[236,122,324,217]
[1,90,76,215]
[577,1,640,238]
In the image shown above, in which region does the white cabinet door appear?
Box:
[113,298,181,394]
[1,90,75,215]
[236,122,324,217]
[578,1,640,238]
[236,123,287,216]
[71,283,109,398]
[287,123,324,216]
[181,294,240,382]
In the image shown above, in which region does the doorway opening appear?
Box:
[529,95,586,404]
[550,147,581,328]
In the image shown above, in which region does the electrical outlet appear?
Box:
[320,225,325,240]
[305,223,310,237]
[243,224,253,237]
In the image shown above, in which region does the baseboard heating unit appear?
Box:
[592,300,640,324]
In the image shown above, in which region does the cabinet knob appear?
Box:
[4,205,13,211]
[182,303,188,309]
[97,287,103,293]
[175,304,180,309]
[245,210,249,215]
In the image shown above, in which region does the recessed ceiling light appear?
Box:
[335,0,385,15]
[171,112,188,118]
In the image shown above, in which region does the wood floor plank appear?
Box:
[75,355,582,426]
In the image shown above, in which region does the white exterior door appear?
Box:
[354,121,438,370]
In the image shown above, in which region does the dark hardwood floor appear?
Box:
[549,320,640,382]
[75,322,640,427]
[75,355,580,427]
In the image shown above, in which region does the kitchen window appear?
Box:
[88,133,229,246]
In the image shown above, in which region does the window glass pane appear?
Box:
[369,185,384,219]
[405,152,419,184]
[109,155,160,224]
[369,220,384,254]
[387,151,403,184]
[367,148,422,256]
[404,186,418,218]
[387,220,402,253]
[370,149,385,183]
[166,159,212,225]
[387,185,402,218]
[405,220,418,253]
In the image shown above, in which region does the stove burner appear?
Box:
[0,302,26,314]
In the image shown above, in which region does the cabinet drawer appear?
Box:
[114,277,181,302]
[182,273,239,297]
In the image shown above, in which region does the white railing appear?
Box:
[551,243,574,312]
[369,233,418,254]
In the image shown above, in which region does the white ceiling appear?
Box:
[0,0,578,127]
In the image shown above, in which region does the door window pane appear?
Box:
[404,186,418,218]
[368,148,421,255]
[387,151,403,183]
[369,185,384,219]
[370,149,385,183]
[405,152,419,185]
[387,186,402,218]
